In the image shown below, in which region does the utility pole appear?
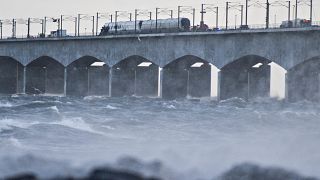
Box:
[110,14,113,22]
[156,8,159,31]
[74,17,77,36]
[12,19,15,38]
[226,2,229,30]
[295,0,298,25]
[135,9,137,33]
[27,18,30,38]
[78,14,80,36]
[288,1,291,22]
[130,13,132,21]
[178,6,181,30]
[310,0,313,23]
[0,20,2,39]
[115,11,118,33]
[245,0,248,25]
[216,7,219,28]
[96,13,99,36]
[149,12,152,20]
[92,16,95,36]
[41,19,44,36]
[44,17,47,36]
[241,5,244,26]
[171,10,173,19]
[266,0,270,29]
[200,4,205,26]
[193,8,195,31]
[60,15,63,37]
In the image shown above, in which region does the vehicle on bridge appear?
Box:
[99,18,191,35]
[280,19,312,28]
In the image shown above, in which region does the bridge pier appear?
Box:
[111,56,159,97]
[162,56,211,99]
[220,56,271,100]
[64,68,67,96]
[109,69,113,97]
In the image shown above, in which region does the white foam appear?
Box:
[0,118,40,130]
[50,117,106,135]
[0,102,13,107]
[49,106,60,114]
[105,105,118,110]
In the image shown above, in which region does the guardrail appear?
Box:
[1,21,320,40]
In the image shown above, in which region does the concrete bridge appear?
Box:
[0,27,320,101]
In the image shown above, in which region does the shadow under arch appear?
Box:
[287,56,320,102]
[26,56,65,95]
[0,56,24,94]
[220,55,273,100]
[111,55,159,97]
[67,56,110,96]
[162,55,214,99]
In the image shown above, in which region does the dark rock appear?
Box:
[218,163,318,180]
[87,168,160,180]
[5,173,37,180]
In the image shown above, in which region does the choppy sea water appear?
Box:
[0,95,319,179]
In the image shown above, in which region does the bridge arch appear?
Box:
[67,56,110,96]
[220,55,286,100]
[287,56,320,102]
[111,55,159,97]
[162,55,217,99]
[26,56,65,95]
[0,56,24,94]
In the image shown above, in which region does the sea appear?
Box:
[0,95,319,179]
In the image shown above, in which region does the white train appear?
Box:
[100,18,191,35]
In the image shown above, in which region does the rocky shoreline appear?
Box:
[5,163,318,180]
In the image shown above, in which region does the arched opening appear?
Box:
[111,56,159,97]
[220,55,273,100]
[287,56,320,102]
[0,56,24,94]
[26,56,64,95]
[162,55,213,99]
[67,56,110,96]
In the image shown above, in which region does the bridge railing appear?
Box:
[1,21,320,41]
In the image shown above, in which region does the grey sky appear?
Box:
[0,0,319,37]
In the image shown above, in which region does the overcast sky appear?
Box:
[0,0,319,37]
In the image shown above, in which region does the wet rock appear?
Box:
[87,168,160,180]
[5,173,37,180]
[218,163,318,180]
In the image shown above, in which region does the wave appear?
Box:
[49,117,106,136]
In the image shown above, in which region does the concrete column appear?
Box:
[285,73,289,101]
[158,68,163,97]
[217,71,221,101]
[109,68,113,97]
[87,67,90,95]
[64,67,67,96]
[23,67,26,94]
